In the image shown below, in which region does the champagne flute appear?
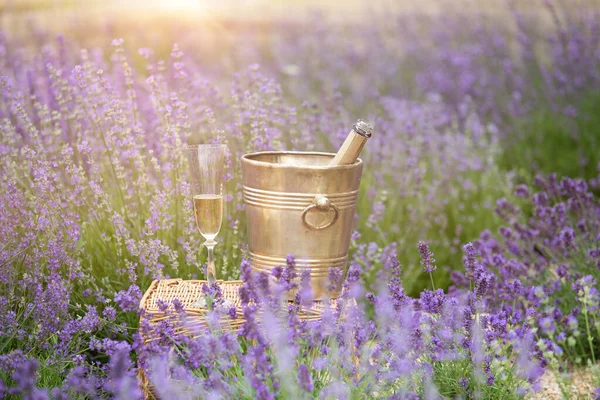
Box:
[187,144,227,286]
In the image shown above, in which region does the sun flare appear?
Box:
[120,0,207,12]
[153,0,204,10]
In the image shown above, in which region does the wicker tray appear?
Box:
[138,279,338,398]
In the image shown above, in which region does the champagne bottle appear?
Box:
[328,119,374,166]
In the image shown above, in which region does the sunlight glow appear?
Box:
[153,0,204,11]
[123,0,207,12]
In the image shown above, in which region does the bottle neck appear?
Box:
[329,120,373,166]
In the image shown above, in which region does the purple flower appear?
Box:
[556,264,569,278]
[63,365,97,396]
[157,299,169,313]
[296,269,313,308]
[539,316,556,334]
[272,255,298,292]
[418,241,437,273]
[10,358,41,397]
[327,267,344,293]
[514,184,530,198]
[104,348,143,399]
[228,306,237,319]
[201,282,224,307]
[475,271,493,300]
[419,289,445,314]
[366,292,377,304]
[297,364,313,392]
[559,227,575,250]
[114,285,142,313]
[172,298,185,313]
[342,261,363,298]
[463,243,477,280]
[388,256,409,311]
[239,258,258,305]
[102,306,117,322]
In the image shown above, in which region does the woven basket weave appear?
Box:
[137,279,338,398]
[140,279,245,338]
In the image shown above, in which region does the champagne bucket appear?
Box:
[241,151,363,300]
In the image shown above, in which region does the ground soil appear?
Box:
[531,366,598,400]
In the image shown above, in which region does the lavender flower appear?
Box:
[463,242,477,280]
[418,241,437,273]
[327,267,344,293]
[419,289,445,314]
[114,285,142,313]
[514,184,530,198]
[297,364,313,392]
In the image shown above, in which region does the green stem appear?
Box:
[582,306,596,364]
[93,112,129,223]
[375,223,387,244]
[511,298,517,318]
[429,271,436,291]
[576,335,587,362]
[173,166,179,249]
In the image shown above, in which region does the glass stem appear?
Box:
[205,240,217,285]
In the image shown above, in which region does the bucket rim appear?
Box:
[241,151,363,170]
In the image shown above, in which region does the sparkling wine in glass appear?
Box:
[187,144,227,286]
[193,194,223,241]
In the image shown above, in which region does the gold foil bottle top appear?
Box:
[328,119,373,166]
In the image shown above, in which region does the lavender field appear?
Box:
[1,0,600,398]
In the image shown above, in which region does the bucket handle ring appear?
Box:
[301,194,339,230]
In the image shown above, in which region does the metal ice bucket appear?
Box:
[241,151,363,300]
